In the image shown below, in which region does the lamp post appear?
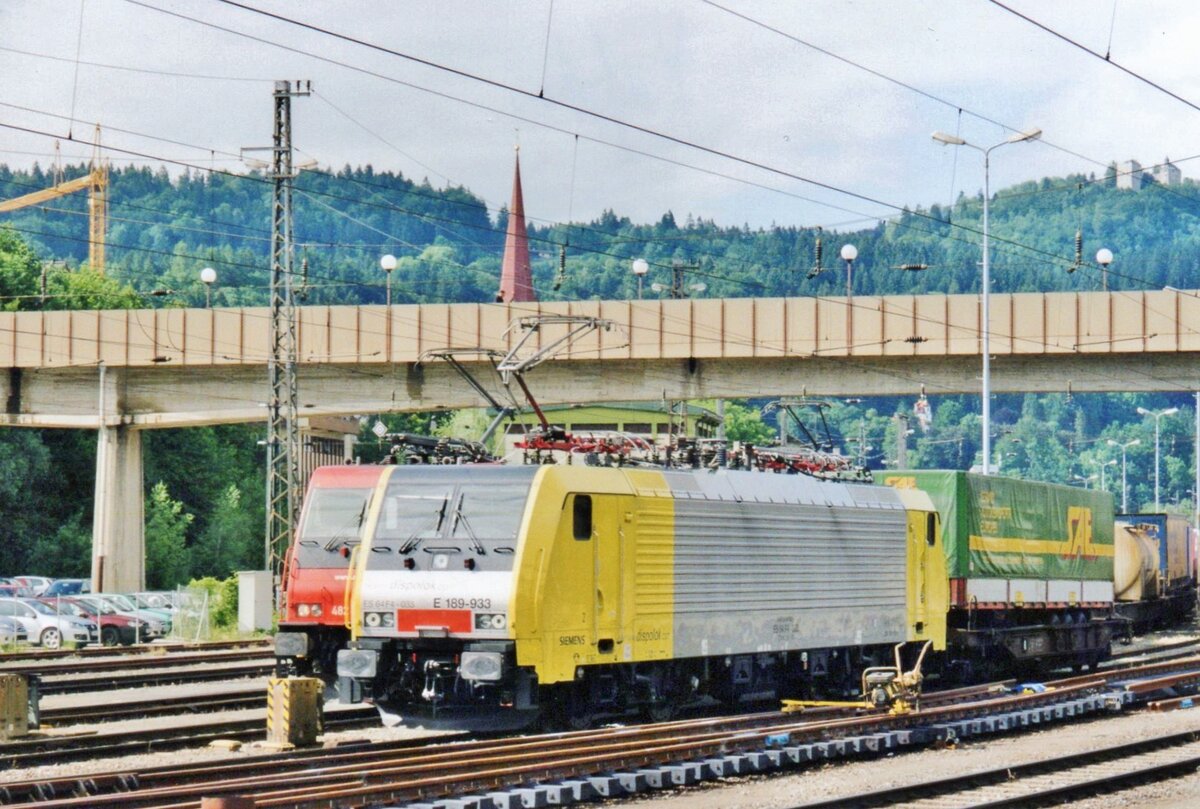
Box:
[632,258,649,299]
[1096,248,1113,292]
[932,127,1041,475]
[380,253,397,306]
[199,266,217,308]
[1108,438,1141,512]
[1138,406,1179,510]
[1091,457,1117,493]
[840,243,858,299]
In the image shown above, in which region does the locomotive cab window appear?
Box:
[573,495,593,540]
[926,513,937,546]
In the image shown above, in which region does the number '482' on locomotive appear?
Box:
[335,464,948,726]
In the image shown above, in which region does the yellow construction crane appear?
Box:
[0,125,108,275]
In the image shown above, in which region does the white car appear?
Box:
[0,598,97,648]
[13,576,52,596]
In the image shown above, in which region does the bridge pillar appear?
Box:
[91,425,144,593]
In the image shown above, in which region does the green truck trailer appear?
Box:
[883,471,1115,607]
[883,470,1119,673]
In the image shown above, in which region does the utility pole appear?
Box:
[670,260,700,299]
[258,80,310,576]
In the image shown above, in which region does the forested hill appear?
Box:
[3,160,1200,309]
[3,161,1200,581]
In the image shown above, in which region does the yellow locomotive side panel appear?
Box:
[511,467,650,684]
[624,470,675,664]
[895,489,949,650]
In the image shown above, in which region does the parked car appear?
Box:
[77,595,170,639]
[13,576,53,596]
[131,592,179,613]
[44,579,91,597]
[0,597,97,648]
[0,616,28,645]
[41,597,150,646]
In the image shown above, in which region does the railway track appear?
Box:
[0,638,270,664]
[35,662,273,695]
[794,729,1200,808]
[0,675,1134,808]
[0,707,379,771]
[0,647,276,695]
[3,654,1198,807]
[38,685,267,725]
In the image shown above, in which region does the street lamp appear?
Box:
[1107,438,1142,512]
[1091,457,1117,493]
[631,258,649,300]
[1137,406,1179,510]
[840,243,858,299]
[1096,248,1114,292]
[932,127,1042,475]
[199,266,217,309]
[380,254,397,306]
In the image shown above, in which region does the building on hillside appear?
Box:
[500,401,722,455]
[1116,159,1144,191]
[1153,157,1182,186]
[496,147,537,303]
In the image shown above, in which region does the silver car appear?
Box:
[0,598,97,648]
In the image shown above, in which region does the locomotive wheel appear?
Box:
[646,700,676,723]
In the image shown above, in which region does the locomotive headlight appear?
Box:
[311,604,323,618]
[296,603,310,617]
[460,651,503,681]
[490,614,507,629]
[381,612,395,627]
[364,611,382,627]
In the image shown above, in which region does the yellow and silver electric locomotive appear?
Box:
[337,463,947,728]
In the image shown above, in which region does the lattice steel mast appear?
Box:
[263,80,310,574]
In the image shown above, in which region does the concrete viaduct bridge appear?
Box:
[3,289,1197,591]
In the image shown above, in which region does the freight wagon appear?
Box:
[882,471,1118,679]
[1113,513,1197,630]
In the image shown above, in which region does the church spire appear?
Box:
[497,147,536,303]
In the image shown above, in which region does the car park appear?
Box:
[42,597,150,646]
[13,576,52,596]
[0,597,97,648]
[77,595,170,639]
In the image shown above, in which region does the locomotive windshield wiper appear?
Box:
[323,504,367,552]
[398,495,449,555]
[449,491,486,555]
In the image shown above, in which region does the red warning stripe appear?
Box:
[396,609,473,633]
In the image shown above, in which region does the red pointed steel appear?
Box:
[498,148,536,302]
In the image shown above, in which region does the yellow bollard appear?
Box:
[0,673,29,740]
[264,677,323,749]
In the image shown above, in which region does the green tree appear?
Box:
[192,484,257,578]
[722,401,776,444]
[145,482,193,588]
[48,512,93,578]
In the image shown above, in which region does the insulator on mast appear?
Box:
[1069,229,1082,273]
[807,227,825,279]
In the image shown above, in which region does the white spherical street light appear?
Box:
[380,254,397,305]
[199,267,217,308]
[1095,247,1114,292]
[631,258,649,299]
[840,244,858,262]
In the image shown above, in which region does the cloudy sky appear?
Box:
[2,0,1199,232]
